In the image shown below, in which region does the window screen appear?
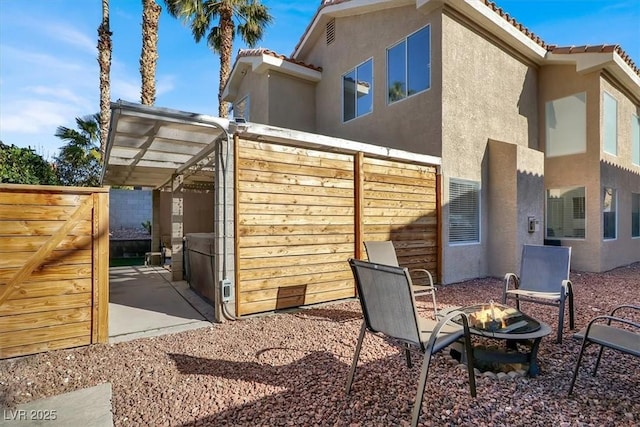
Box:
[603,187,616,240]
[545,93,586,157]
[546,187,586,239]
[449,179,480,243]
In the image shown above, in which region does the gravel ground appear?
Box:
[1,263,639,426]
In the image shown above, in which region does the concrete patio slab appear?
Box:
[0,383,113,427]
[109,265,212,343]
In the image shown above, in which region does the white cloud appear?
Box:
[0,99,78,134]
[157,75,176,96]
[43,23,97,56]
[0,45,86,72]
[111,77,142,102]
[27,86,93,110]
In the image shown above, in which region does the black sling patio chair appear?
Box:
[502,244,575,343]
[364,241,439,316]
[568,304,640,395]
[346,258,476,427]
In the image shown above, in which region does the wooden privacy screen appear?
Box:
[0,184,109,359]
[360,156,438,287]
[235,139,438,316]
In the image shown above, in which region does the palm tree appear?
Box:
[54,114,103,187]
[141,0,162,105]
[164,0,272,118]
[97,0,112,154]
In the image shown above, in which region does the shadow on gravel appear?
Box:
[287,307,363,323]
[167,345,473,426]
[168,350,346,385]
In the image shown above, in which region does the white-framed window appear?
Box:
[343,58,373,122]
[603,92,617,155]
[545,92,586,157]
[387,25,430,104]
[546,187,586,239]
[633,114,640,166]
[633,193,640,238]
[449,179,480,244]
[231,96,250,121]
[603,187,617,240]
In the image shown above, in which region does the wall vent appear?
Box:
[326,19,335,45]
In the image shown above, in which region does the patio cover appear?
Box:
[101,101,230,189]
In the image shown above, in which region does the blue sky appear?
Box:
[0,0,638,159]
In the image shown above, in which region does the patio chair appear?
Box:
[568,304,640,395]
[364,241,438,315]
[502,244,574,343]
[346,258,476,427]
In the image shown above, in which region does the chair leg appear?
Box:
[410,352,434,427]
[346,323,367,394]
[568,339,589,395]
[430,291,438,320]
[462,332,477,397]
[557,298,566,344]
[568,288,575,330]
[593,346,605,376]
[404,343,412,368]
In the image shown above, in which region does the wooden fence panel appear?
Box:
[0,184,109,359]
[236,140,355,315]
[361,157,439,286]
[235,138,439,316]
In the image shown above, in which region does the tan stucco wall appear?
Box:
[440,11,540,283]
[539,65,601,271]
[267,71,316,132]
[233,71,269,124]
[300,5,443,156]
[599,77,640,270]
[540,66,640,272]
[488,140,545,277]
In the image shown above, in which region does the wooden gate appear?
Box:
[0,184,109,359]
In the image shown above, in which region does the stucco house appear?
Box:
[222,0,640,283]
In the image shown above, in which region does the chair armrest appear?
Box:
[610,304,640,317]
[577,314,640,341]
[502,273,519,304]
[561,279,572,296]
[504,273,519,289]
[424,309,472,351]
[409,268,436,287]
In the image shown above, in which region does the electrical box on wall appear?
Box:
[528,216,540,233]
[221,279,233,303]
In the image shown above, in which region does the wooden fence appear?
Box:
[0,184,109,359]
[235,138,439,316]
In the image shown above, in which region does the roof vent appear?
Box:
[326,19,335,45]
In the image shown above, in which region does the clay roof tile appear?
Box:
[237,48,322,72]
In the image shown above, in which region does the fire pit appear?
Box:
[465,301,541,334]
[444,302,551,377]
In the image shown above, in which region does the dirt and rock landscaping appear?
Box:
[1,263,638,426]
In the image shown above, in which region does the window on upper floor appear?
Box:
[449,179,480,244]
[603,187,616,240]
[231,96,250,121]
[343,58,373,122]
[545,92,586,157]
[387,25,430,104]
[603,92,617,156]
[633,114,640,166]
[546,187,586,239]
[632,193,640,238]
